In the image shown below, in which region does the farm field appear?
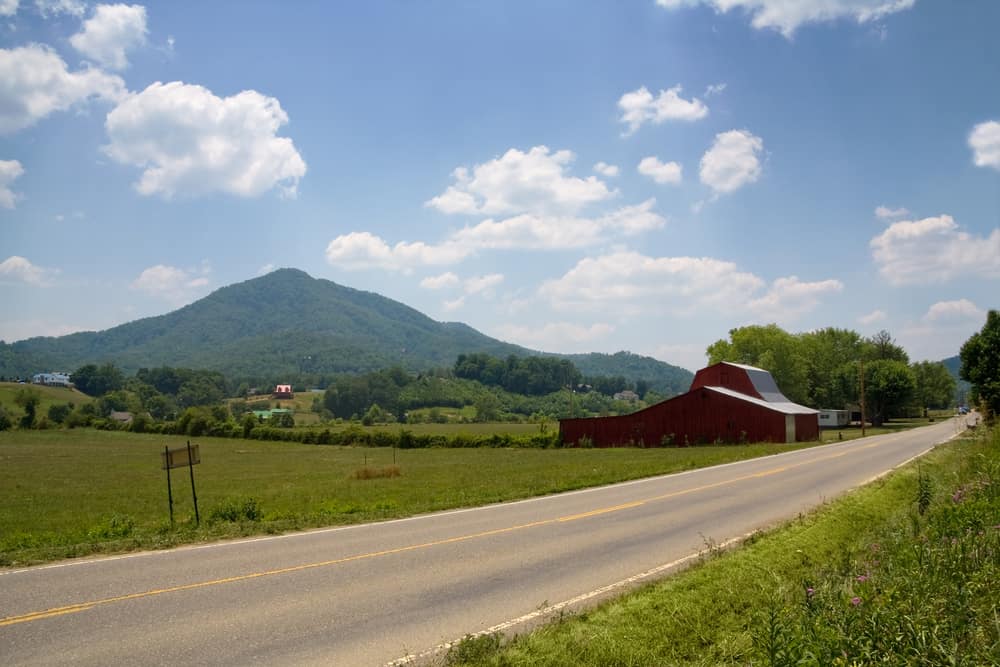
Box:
[1,428,814,566]
[0,382,91,415]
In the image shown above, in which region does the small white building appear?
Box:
[32,372,71,387]
[818,409,850,428]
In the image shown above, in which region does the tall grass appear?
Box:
[445,427,1000,666]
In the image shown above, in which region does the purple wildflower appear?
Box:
[851,597,862,606]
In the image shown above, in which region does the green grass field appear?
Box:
[0,428,815,566]
[0,382,91,415]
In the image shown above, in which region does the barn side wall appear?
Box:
[560,389,792,447]
[689,364,761,399]
[794,413,820,442]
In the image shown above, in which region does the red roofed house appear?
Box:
[559,361,818,447]
[273,384,294,399]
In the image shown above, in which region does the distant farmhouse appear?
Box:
[272,384,294,399]
[560,361,819,447]
[32,372,71,387]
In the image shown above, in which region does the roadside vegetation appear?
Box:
[443,424,1000,666]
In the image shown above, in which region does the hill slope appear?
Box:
[1,269,692,391]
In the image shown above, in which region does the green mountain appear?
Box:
[1,269,693,392]
[941,354,972,404]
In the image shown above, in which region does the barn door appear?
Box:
[785,415,795,443]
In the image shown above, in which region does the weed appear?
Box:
[208,497,262,523]
[351,465,401,480]
[86,513,136,540]
[445,633,503,665]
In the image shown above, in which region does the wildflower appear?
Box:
[856,575,868,583]
[851,597,862,606]
[806,587,815,597]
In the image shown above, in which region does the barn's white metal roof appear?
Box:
[704,386,818,415]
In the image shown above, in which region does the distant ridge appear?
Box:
[0,268,693,392]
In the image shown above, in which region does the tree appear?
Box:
[706,324,810,405]
[14,387,40,429]
[866,330,909,363]
[864,359,915,425]
[960,309,1000,419]
[910,361,956,413]
[71,363,124,396]
[800,328,865,408]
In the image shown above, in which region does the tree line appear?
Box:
[706,325,957,424]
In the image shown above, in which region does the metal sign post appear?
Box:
[162,442,201,526]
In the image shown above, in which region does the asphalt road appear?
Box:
[0,418,970,666]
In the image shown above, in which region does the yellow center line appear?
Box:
[1,432,915,628]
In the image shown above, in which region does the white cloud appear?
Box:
[874,205,909,219]
[538,250,840,325]
[655,0,915,37]
[618,85,707,135]
[420,272,460,289]
[700,129,764,195]
[858,309,887,325]
[0,159,24,208]
[464,273,504,295]
[923,299,985,322]
[0,44,125,134]
[969,120,1000,171]
[704,82,727,97]
[496,322,615,350]
[451,199,665,250]
[0,0,18,17]
[35,0,85,17]
[638,156,683,184]
[130,263,210,304]
[593,161,619,177]
[748,276,844,322]
[70,3,148,70]
[103,81,307,198]
[442,296,465,312]
[257,263,276,276]
[425,146,615,216]
[325,231,470,272]
[870,215,1000,285]
[0,255,54,285]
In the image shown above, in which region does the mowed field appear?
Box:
[0,428,813,566]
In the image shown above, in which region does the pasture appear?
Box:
[0,428,811,565]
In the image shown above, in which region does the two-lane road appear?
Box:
[1,418,966,665]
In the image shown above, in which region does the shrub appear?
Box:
[209,497,263,523]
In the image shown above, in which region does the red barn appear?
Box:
[559,361,818,447]
[272,384,294,399]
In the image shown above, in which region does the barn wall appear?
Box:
[689,364,761,399]
[794,413,820,442]
[560,389,791,447]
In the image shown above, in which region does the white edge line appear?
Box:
[1,420,958,577]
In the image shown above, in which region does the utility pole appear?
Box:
[859,358,867,437]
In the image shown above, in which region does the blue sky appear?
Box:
[1,0,998,372]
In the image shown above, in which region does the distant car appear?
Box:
[958,406,968,415]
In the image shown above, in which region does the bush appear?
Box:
[208,497,263,523]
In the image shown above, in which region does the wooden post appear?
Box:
[859,358,867,437]
[165,445,174,527]
[187,441,200,526]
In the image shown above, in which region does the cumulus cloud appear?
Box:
[969,121,1000,171]
[704,82,727,97]
[748,276,844,321]
[699,129,764,194]
[451,199,665,250]
[923,299,985,322]
[35,0,86,17]
[655,0,915,37]
[538,250,840,325]
[1,0,18,17]
[0,159,24,208]
[638,156,683,185]
[70,3,148,70]
[103,81,307,198]
[464,273,504,295]
[0,255,56,285]
[131,263,210,304]
[870,215,1000,285]
[618,85,707,135]
[859,309,887,325]
[325,231,470,272]
[593,161,619,177]
[496,322,615,350]
[0,44,125,134]
[425,146,615,216]
[875,205,909,219]
[420,272,460,290]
